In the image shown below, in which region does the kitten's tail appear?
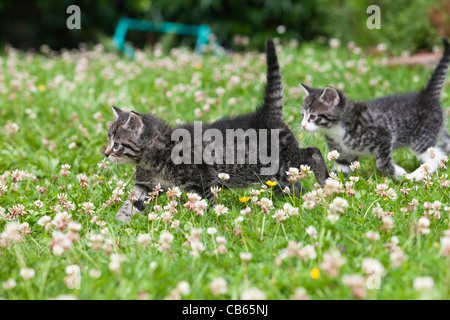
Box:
[260,39,283,119]
[424,38,450,102]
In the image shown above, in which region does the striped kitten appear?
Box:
[300,38,450,181]
[105,39,329,221]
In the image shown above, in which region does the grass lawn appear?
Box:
[0,40,450,300]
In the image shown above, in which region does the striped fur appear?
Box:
[260,39,283,119]
[424,38,450,102]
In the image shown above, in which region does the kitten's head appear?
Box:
[299,84,346,132]
[104,106,145,165]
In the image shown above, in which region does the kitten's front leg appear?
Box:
[324,140,352,177]
[302,147,329,185]
[406,147,445,181]
[116,184,149,222]
[375,145,397,177]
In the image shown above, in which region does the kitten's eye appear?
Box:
[309,115,317,121]
[113,142,120,150]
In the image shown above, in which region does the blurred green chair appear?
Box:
[113,17,216,59]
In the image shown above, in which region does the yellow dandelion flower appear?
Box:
[310,267,320,280]
[37,84,46,92]
[266,180,277,187]
[239,196,251,203]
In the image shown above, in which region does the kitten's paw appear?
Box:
[116,211,132,222]
[394,165,407,178]
[406,171,423,182]
[115,201,140,222]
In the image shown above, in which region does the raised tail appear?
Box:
[260,39,283,119]
[424,38,450,102]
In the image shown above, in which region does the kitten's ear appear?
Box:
[123,112,144,135]
[299,83,312,97]
[112,106,126,120]
[319,87,340,107]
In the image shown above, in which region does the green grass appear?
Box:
[0,41,450,300]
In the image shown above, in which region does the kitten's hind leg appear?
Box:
[437,130,450,153]
[296,147,329,186]
[393,164,407,178]
[375,144,398,177]
[406,147,446,182]
[116,184,149,222]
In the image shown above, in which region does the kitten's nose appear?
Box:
[104,150,111,157]
[301,123,306,129]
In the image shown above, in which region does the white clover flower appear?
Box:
[440,237,450,257]
[291,287,310,300]
[349,161,360,171]
[176,281,191,296]
[327,150,340,161]
[20,268,35,280]
[283,203,299,216]
[241,287,266,300]
[390,247,408,268]
[137,233,152,248]
[299,245,317,260]
[89,269,101,279]
[342,274,366,299]
[305,226,318,239]
[214,204,229,216]
[329,197,349,214]
[413,277,434,291]
[365,231,380,242]
[329,38,340,49]
[159,231,174,244]
[327,212,340,224]
[240,252,252,263]
[3,278,17,290]
[272,209,289,223]
[209,277,228,296]
[302,198,316,210]
[320,250,346,278]
[218,173,230,181]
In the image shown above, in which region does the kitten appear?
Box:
[299,38,450,181]
[105,39,329,222]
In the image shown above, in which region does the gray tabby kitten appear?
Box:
[105,39,329,221]
[300,38,450,181]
